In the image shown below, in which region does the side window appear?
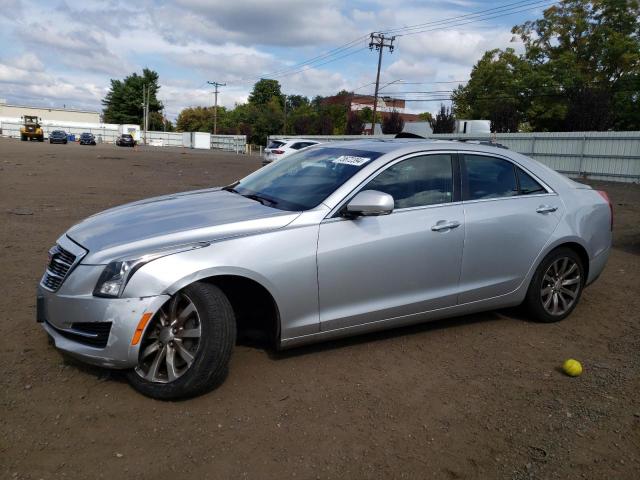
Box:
[290,143,302,150]
[464,155,517,200]
[517,168,546,195]
[364,154,453,209]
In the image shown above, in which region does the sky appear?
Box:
[0,0,552,120]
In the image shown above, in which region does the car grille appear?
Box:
[46,321,112,348]
[41,245,78,291]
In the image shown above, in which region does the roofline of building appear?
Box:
[0,103,101,115]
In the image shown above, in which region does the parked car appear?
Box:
[79,132,96,145]
[37,140,612,399]
[263,138,321,165]
[49,130,68,144]
[116,134,136,147]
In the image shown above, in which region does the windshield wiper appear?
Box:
[222,181,240,194]
[243,193,278,207]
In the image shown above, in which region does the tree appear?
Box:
[382,110,405,134]
[430,104,456,133]
[451,48,529,130]
[345,111,364,135]
[285,94,309,111]
[513,0,640,131]
[489,103,519,133]
[248,79,284,107]
[176,106,214,132]
[418,112,434,123]
[453,0,640,131]
[102,69,163,126]
[149,111,173,132]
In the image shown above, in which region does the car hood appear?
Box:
[67,188,300,264]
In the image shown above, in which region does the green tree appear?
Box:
[345,110,364,135]
[451,48,529,131]
[382,110,405,134]
[430,104,456,133]
[102,69,163,126]
[418,112,434,123]
[513,0,640,131]
[176,106,214,132]
[248,79,284,107]
[453,0,640,131]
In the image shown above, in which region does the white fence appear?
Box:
[269,131,640,183]
[0,120,247,153]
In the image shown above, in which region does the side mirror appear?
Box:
[346,190,394,217]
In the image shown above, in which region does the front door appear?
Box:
[317,153,465,331]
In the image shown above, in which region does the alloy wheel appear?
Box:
[540,256,581,316]
[135,293,202,383]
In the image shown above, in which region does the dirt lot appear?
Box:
[1,138,639,479]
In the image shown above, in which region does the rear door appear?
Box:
[458,153,563,303]
[317,152,465,331]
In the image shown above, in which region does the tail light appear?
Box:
[272,150,285,154]
[596,190,613,231]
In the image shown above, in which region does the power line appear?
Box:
[394,2,557,37]
[380,0,552,35]
[256,35,369,80]
[256,1,556,83]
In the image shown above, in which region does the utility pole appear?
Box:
[207,81,226,135]
[142,84,146,144]
[368,32,395,135]
[283,94,287,135]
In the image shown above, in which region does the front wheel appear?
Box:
[523,247,585,323]
[126,283,236,400]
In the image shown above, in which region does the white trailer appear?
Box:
[455,119,491,134]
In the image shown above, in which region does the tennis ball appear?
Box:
[562,359,583,377]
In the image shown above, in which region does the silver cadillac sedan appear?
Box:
[37,140,612,399]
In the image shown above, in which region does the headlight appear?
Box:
[93,242,209,298]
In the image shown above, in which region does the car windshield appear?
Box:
[232,147,384,211]
[122,135,132,139]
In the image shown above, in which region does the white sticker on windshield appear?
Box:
[331,155,371,166]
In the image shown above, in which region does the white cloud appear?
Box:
[154,0,358,47]
[0,0,532,119]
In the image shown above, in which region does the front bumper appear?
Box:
[38,283,169,369]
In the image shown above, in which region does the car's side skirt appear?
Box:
[278,288,524,350]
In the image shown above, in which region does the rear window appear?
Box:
[267,141,285,149]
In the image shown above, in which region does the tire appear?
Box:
[21,134,26,141]
[523,247,585,323]
[126,282,236,400]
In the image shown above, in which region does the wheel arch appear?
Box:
[541,239,590,283]
[167,271,281,349]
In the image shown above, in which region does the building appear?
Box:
[322,93,422,135]
[323,94,420,120]
[0,99,101,124]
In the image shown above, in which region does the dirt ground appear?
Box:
[1,138,639,480]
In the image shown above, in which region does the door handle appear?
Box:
[431,220,461,232]
[536,205,558,214]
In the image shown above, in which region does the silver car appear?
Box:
[37,140,612,399]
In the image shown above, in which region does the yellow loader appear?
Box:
[20,115,44,142]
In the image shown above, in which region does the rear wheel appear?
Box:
[523,247,585,322]
[21,134,26,141]
[126,283,236,400]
